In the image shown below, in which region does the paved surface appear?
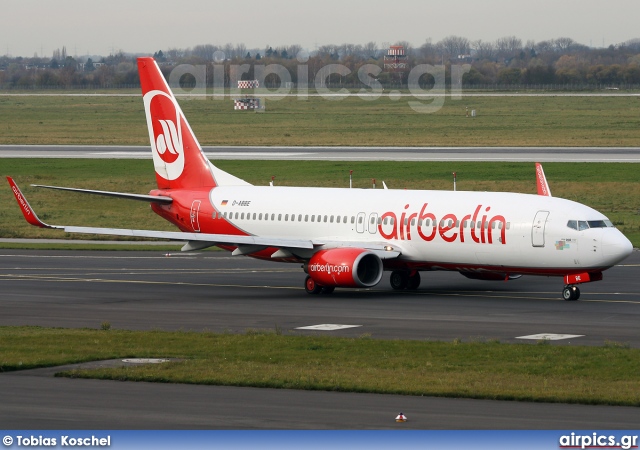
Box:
[1,144,639,162]
[0,249,639,429]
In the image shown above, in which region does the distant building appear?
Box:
[383,45,408,71]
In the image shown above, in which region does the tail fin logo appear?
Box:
[143,90,185,181]
[156,119,181,163]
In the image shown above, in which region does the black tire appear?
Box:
[562,286,579,301]
[407,272,421,290]
[321,286,335,294]
[305,276,323,295]
[390,270,409,290]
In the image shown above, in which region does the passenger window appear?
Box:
[324,215,328,222]
[343,216,347,223]
[258,213,262,220]
[278,214,282,221]
[567,220,577,230]
[337,216,341,223]
[358,216,363,224]
[311,215,315,222]
[330,215,334,223]
[271,214,275,220]
[305,215,308,222]
[351,216,355,224]
[284,214,288,221]
[506,222,510,230]
[298,214,302,222]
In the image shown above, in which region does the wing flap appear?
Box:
[63,226,315,249]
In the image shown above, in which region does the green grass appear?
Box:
[1,159,638,247]
[1,326,639,406]
[2,94,640,146]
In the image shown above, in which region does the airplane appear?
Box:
[7,57,634,301]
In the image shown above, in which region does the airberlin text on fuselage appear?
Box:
[378,203,507,245]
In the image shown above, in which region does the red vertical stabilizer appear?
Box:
[138,57,216,190]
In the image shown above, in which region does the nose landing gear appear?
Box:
[562,285,580,301]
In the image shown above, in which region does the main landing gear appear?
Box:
[562,285,580,301]
[304,276,335,295]
[390,270,421,291]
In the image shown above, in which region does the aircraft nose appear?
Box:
[601,230,633,264]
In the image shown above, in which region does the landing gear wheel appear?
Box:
[390,270,409,290]
[407,271,421,290]
[562,286,580,301]
[305,276,323,295]
[321,286,335,295]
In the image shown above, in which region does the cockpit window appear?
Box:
[567,219,615,230]
[588,220,612,228]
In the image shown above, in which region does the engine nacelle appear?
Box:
[306,248,383,288]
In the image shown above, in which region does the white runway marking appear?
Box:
[295,324,362,331]
[516,333,584,341]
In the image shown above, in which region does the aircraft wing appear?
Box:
[31,184,173,204]
[7,177,401,258]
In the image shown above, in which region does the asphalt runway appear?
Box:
[1,144,640,162]
[1,249,639,429]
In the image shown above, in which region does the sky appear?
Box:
[4,0,640,58]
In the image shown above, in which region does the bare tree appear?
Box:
[473,40,494,60]
[554,37,576,52]
[438,36,470,58]
[494,36,522,59]
[363,41,378,59]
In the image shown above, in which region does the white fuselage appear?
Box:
[206,185,631,274]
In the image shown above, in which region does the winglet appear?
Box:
[6,177,59,228]
[535,163,552,197]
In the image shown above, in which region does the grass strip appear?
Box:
[1,326,639,406]
[2,95,640,147]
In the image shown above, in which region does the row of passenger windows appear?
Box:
[214,211,510,230]
[566,219,614,231]
[215,211,354,224]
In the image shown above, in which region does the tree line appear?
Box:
[2,36,640,89]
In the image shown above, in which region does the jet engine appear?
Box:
[305,248,383,288]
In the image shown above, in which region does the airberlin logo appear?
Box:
[378,203,507,245]
[309,263,351,275]
[11,185,32,216]
[143,90,185,181]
